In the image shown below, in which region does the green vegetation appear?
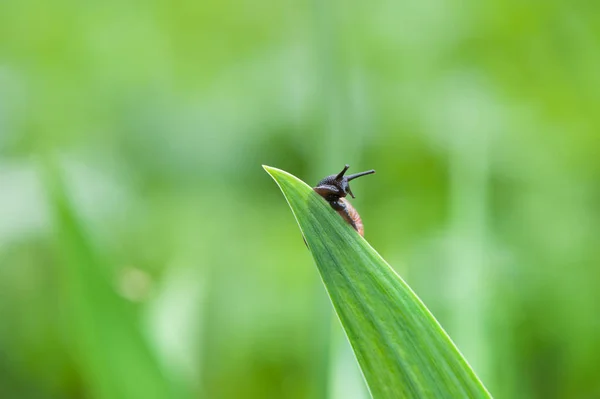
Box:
[47,169,185,399]
[1,0,599,398]
[265,166,491,398]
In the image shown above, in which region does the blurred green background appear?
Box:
[1,0,599,398]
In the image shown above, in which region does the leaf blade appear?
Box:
[264,165,492,399]
[46,167,184,399]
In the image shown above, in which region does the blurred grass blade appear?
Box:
[46,167,184,399]
[264,165,492,399]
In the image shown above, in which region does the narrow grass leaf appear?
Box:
[46,167,183,399]
[264,165,492,399]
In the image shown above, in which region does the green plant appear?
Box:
[264,166,492,398]
[46,168,186,399]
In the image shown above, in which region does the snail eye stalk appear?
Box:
[347,170,376,181]
[335,164,350,180]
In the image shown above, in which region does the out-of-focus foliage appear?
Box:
[0,0,599,398]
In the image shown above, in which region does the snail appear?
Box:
[313,164,375,236]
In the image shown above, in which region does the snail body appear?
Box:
[313,164,375,236]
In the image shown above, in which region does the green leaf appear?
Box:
[45,167,185,399]
[263,165,492,399]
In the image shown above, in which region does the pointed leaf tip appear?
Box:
[262,164,281,178]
